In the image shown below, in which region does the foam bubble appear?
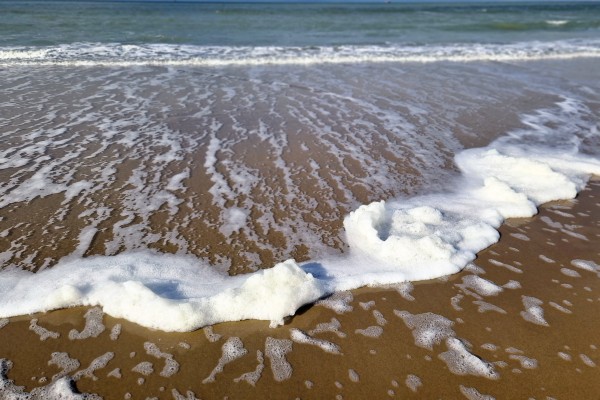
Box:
[69,307,105,340]
[308,318,346,338]
[456,149,578,205]
[132,362,154,376]
[546,20,569,26]
[458,275,503,297]
[391,282,415,301]
[203,326,222,343]
[549,302,572,314]
[355,326,384,338]
[572,259,600,274]
[166,170,189,192]
[172,389,200,400]
[438,338,499,379]
[265,337,293,382]
[107,368,122,379]
[73,352,114,382]
[520,296,549,327]
[558,352,572,361]
[290,329,342,354]
[315,291,354,314]
[343,203,469,282]
[373,310,387,326]
[394,311,455,350]
[234,350,264,387]
[348,369,360,383]
[48,352,80,381]
[220,207,250,237]
[510,233,530,241]
[144,342,180,378]
[451,294,464,311]
[489,259,523,274]
[580,354,596,367]
[465,263,485,275]
[203,337,248,384]
[29,319,60,341]
[110,324,122,341]
[179,342,191,350]
[473,300,507,314]
[334,124,598,291]
[539,255,555,264]
[508,354,538,369]
[459,385,496,400]
[1,358,101,399]
[481,343,498,352]
[405,374,422,393]
[502,280,521,290]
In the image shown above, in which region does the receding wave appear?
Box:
[1,40,600,67]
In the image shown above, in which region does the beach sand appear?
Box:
[1,177,598,399]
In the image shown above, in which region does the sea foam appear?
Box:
[1,39,600,67]
[0,256,325,331]
[0,97,599,331]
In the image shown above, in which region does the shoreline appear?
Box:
[2,87,598,329]
[1,177,598,399]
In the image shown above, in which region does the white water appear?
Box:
[0,39,600,67]
[0,96,598,332]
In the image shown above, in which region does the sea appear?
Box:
[0,1,599,332]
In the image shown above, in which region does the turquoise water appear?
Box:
[1,1,600,47]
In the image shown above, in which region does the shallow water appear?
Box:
[1,57,599,331]
[0,59,596,273]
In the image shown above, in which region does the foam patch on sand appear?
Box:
[265,337,293,382]
[69,307,105,340]
[234,350,264,386]
[0,358,100,400]
[203,337,247,384]
[290,328,342,354]
[394,311,455,350]
[0,98,599,332]
[438,338,499,379]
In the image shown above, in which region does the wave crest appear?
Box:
[1,40,599,67]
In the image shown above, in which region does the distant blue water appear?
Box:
[0,1,599,66]
[1,1,599,47]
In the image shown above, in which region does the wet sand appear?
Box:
[0,61,579,275]
[1,178,598,399]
